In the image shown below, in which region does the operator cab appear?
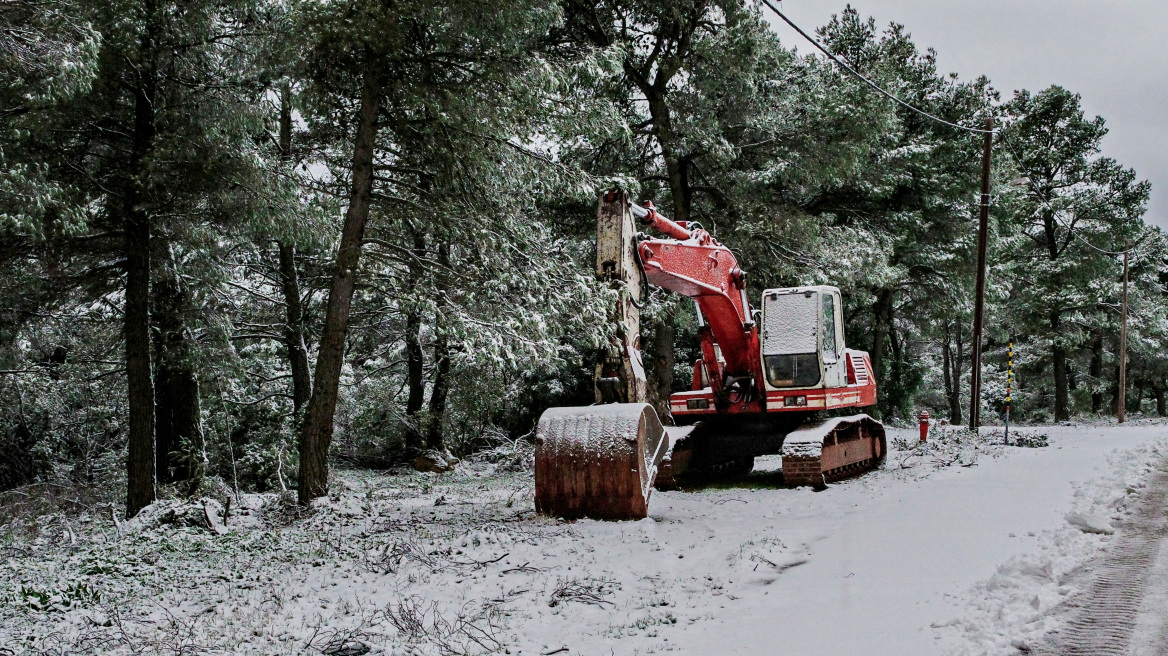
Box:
[760,286,845,390]
[673,283,875,420]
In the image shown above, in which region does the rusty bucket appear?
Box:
[534,403,667,520]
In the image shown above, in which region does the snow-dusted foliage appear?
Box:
[0,0,1164,519]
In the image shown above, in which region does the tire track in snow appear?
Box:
[1129,527,1168,656]
[1036,464,1168,656]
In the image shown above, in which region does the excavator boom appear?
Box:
[630,202,763,409]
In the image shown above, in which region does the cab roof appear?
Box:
[761,285,840,297]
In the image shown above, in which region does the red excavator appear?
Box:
[535,191,885,520]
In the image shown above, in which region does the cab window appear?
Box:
[822,294,837,360]
[761,291,822,388]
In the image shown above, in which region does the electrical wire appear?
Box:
[997,133,1147,256]
[761,2,1149,256]
[759,0,995,135]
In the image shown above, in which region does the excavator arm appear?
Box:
[594,190,647,405]
[630,202,764,410]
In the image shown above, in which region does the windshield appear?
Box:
[762,291,821,388]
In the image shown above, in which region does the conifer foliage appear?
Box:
[1,0,1162,511]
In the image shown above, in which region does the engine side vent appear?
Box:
[847,353,871,386]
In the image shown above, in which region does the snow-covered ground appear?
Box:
[2,422,1166,655]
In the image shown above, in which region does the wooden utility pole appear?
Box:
[1117,248,1130,423]
[969,117,994,431]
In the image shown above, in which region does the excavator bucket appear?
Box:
[535,403,668,520]
[781,414,886,487]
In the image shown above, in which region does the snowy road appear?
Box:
[4,423,1167,656]
[512,423,1168,656]
[622,424,1167,656]
[1036,466,1168,656]
[453,420,1168,648]
[1130,475,1168,656]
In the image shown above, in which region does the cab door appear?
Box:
[821,292,845,388]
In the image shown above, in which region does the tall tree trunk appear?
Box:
[1090,331,1104,413]
[152,249,203,485]
[953,323,965,424]
[1051,312,1069,421]
[676,153,692,222]
[887,316,906,418]
[1041,209,1071,422]
[942,326,952,409]
[276,83,311,418]
[171,373,202,486]
[889,319,903,373]
[647,310,676,423]
[426,338,450,449]
[1156,385,1165,417]
[297,63,383,504]
[1112,363,1121,416]
[426,242,451,451]
[869,288,894,406]
[639,92,685,414]
[124,23,158,518]
[943,322,962,424]
[645,96,689,223]
[403,228,426,454]
[404,308,425,451]
[125,202,155,517]
[153,322,175,485]
[278,243,311,416]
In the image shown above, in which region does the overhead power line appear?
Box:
[761,1,1147,255]
[997,134,1146,256]
[759,0,995,135]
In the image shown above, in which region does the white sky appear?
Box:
[764,1,1168,228]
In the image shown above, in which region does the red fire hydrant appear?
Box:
[919,410,930,443]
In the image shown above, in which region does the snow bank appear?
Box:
[940,433,1168,655]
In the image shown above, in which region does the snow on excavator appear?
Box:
[534,191,885,520]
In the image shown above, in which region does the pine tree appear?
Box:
[1001,86,1149,421]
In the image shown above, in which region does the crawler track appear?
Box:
[781,414,886,487]
[1036,464,1168,656]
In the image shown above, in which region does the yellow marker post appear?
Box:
[1004,343,1013,445]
